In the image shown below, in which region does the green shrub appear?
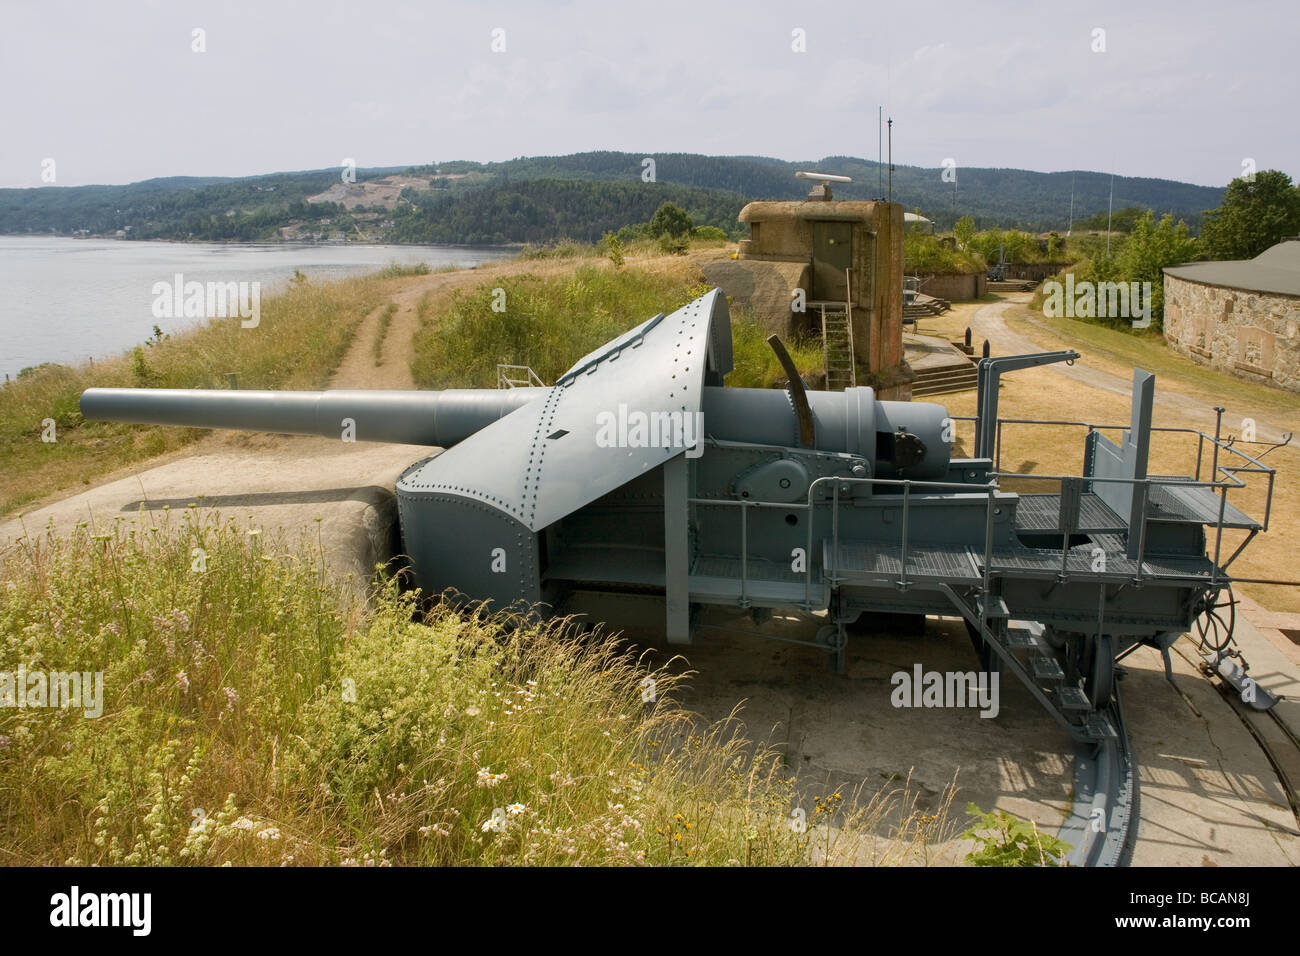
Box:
[961,803,1071,866]
[374,261,431,278]
[905,233,986,274]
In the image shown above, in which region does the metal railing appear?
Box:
[496,364,546,389]
[945,413,1277,585]
[688,475,1001,614]
[688,411,1276,617]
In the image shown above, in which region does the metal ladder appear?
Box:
[819,268,856,391]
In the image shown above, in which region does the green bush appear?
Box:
[962,803,1071,866]
[905,233,986,274]
[691,225,729,242]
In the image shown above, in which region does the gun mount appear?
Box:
[82,287,1279,866]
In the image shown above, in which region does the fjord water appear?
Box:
[0,237,515,379]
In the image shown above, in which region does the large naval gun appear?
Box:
[82,288,1279,865]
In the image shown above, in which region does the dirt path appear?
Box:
[970,295,1293,443]
[329,303,395,388]
[329,295,421,390]
[328,255,641,391]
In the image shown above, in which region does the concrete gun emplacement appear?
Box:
[83,287,1278,866]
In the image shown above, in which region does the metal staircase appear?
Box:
[817,268,856,391]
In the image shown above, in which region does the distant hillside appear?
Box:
[0,152,1225,243]
[389,179,748,244]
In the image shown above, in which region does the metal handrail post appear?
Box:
[831,482,841,586]
[898,481,911,588]
[739,500,749,607]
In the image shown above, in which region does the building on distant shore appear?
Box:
[1162,239,1300,393]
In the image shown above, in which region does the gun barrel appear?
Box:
[80,387,547,447]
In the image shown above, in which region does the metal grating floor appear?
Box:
[1014,493,1126,533]
[1014,488,1260,533]
[1146,483,1260,529]
[692,554,808,583]
[971,544,1214,580]
[828,541,982,582]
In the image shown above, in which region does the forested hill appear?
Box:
[0,152,1225,243]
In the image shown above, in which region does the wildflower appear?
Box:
[464,705,481,717]
[481,814,508,834]
[255,827,281,841]
[176,670,190,693]
[223,687,239,710]
[247,528,261,537]
[230,817,257,832]
[476,767,508,788]
[506,803,526,817]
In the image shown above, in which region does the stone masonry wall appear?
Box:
[1163,274,1300,393]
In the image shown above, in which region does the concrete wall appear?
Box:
[1006,262,1071,282]
[871,204,905,375]
[700,259,810,339]
[918,272,987,302]
[733,200,904,375]
[1163,274,1300,393]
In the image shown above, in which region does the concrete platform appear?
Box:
[0,436,437,594]
[606,609,1299,866]
[904,333,975,373]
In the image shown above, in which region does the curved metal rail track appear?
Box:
[1057,682,1137,867]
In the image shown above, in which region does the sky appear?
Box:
[2,0,1296,190]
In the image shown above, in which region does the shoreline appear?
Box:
[0,233,527,250]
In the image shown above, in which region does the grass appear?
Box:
[0,513,959,866]
[727,314,825,389]
[516,239,602,261]
[410,260,822,390]
[372,302,398,363]
[1004,305,1300,424]
[0,274,391,517]
[373,261,432,278]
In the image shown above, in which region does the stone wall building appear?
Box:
[1163,239,1300,393]
[702,198,909,398]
